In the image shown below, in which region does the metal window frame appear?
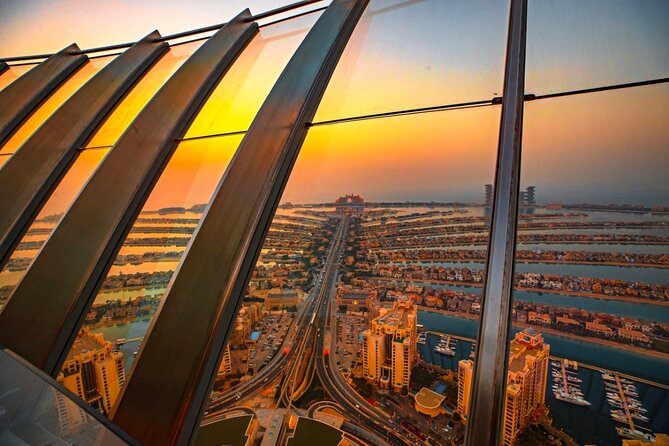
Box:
[0,32,168,272]
[0,44,87,146]
[0,0,326,64]
[0,11,257,378]
[110,1,368,445]
[464,0,527,444]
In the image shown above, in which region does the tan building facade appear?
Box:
[336,285,376,313]
[218,344,232,377]
[457,328,550,446]
[457,359,473,419]
[57,327,125,415]
[362,297,416,391]
[266,287,299,309]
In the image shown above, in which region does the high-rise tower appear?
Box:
[362,297,417,391]
[485,184,494,206]
[57,327,125,415]
[458,328,549,445]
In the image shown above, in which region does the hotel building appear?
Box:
[458,328,550,445]
[362,297,417,391]
[56,327,125,415]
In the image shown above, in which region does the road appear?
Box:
[311,216,418,446]
[206,212,419,445]
[204,214,344,414]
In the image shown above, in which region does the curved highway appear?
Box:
[206,212,419,446]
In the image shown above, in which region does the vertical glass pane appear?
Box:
[526,0,669,95]
[0,149,109,312]
[184,10,322,138]
[64,134,242,416]
[0,63,36,92]
[85,41,203,148]
[313,0,509,122]
[0,56,115,155]
[205,108,500,445]
[507,85,669,446]
[63,11,327,417]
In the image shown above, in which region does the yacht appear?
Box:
[435,343,455,356]
[554,390,591,406]
[616,428,655,442]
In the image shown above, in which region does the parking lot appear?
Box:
[247,312,294,374]
[334,313,366,377]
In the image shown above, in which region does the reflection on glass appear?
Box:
[0,149,109,312]
[503,85,669,445]
[0,348,128,445]
[202,108,500,444]
[526,0,669,95]
[0,56,115,155]
[0,63,36,92]
[314,0,509,122]
[66,134,242,416]
[184,10,321,138]
[0,154,11,170]
[85,41,203,148]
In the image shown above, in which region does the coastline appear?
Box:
[373,277,669,307]
[419,325,669,392]
[381,259,669,269]
[417,306,669,362]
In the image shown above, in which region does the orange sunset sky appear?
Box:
[1,0,667,215]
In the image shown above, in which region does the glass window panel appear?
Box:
[0,56,115,155]
[0,348,128,445]
[313,0,509,122]
[203,108,501,443]
[61,13,325,413]
[66,134,242,416]
[0,149,109,312]
[526,0,669,95]
[504,85,669,446]
[183,10,322,138]
[0,63,36,92]
[253,1,329,26]
[85,41,203,148]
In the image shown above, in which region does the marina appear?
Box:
[551,358,590,406]
[416,327,669,446]
[601,371,655,442]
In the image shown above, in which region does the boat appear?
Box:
[616,427,655,442]
[631,413,649,422]
[554,391,591,406]
[435,344,455,356]
[611,413,627,423]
